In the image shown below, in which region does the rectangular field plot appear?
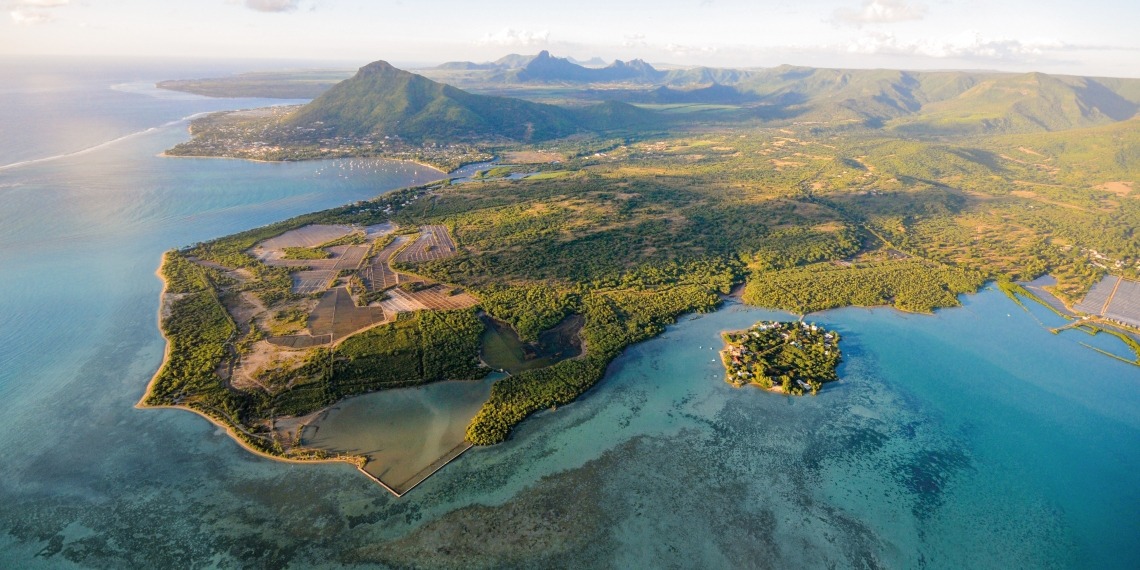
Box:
[309,288,388,342]
[407,285,478,311]
[1104,278,1140,328]
[1075,276,1119,315]
[259,224,353,250]
[362,236,408,291]
[393,225,458,264]
[1076,275,1140,328]
[266,258,338,270]
[330,245,369,271]
[293,270,336,295]
[266,334,332,349]
[379,288,429,314]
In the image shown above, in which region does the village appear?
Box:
[721,320,842,395]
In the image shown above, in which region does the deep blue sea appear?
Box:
[1,58,1138,569]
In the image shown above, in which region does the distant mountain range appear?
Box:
[180,53,1140,147]
[284,60,654,144]
[434,51,772,87]
[420,52,1140,134]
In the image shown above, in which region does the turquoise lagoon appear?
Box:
[0,60,1138,568]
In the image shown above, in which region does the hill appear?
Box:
[888,72,1140,135]
[510,51,665,84]
[730,65,1140,133]
[286,60,651,144]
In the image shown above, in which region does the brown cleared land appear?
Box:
[1099,181,1133,196]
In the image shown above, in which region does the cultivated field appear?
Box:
[256,224,353,254]
[309,287,389,342]
[362,236,407,291]
[266,333,333,349]
[393,225,457,264]
[379,288,429,313]
[1076,276,1140,328]
[292,270,336,295]
[330,245,369,271]
[407,284,478,310]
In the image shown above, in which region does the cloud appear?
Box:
[7,0,68,25]
[243,0,299,13]
[834,0,927,25]
[664,43,719,58]
[623,33,647,48]
[834,30,1068,62]
[476,28,550,47]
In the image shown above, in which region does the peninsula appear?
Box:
[146,54,1140,494]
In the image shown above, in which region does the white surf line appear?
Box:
[0,111,214,173]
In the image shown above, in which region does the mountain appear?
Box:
[285,60,653,143]
[729,65,1140,132]
[513,51,664,83]
[643,83,758,104]
[293,56,1140,140]
[889,72,1140,135]
[569,56,609,67]
[661,66,755,87]
[434,53,538,72]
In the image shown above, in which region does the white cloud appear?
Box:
[835,30,1067,62]
[623,33,647,48]
[834,0,927,25]
[664,43,719,57]
[243,0,299,13]
[476,28,550,47]
[8,0,68,25]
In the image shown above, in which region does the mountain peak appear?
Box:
[358,60,404,76]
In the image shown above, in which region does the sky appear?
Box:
[2,0,1138,76]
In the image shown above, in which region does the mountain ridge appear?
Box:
[284,59,654,144]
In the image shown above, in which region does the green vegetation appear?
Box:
[722,321,841,395]
[318,230,368,248]
[281,247,331,260]
[475,284,575,341]
[466,284,721,445]
[152,57,1140,466]
[744,260,985,314]
[328,309,487,394]
[147,260,235,406]
[474,166,513,179]
[269,307,309,336]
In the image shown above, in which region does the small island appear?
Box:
[721,321,842,395]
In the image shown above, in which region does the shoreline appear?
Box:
[137,254,383,487]
[158,150,451,176]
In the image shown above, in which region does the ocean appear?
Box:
[0,58,1137,568]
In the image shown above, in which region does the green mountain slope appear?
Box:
[285,60,660,143]
[890,72,1140,135]
[286,60,586,143]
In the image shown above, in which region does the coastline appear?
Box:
[717,333,790,395]
[158,150,451,176]
[136,253,377,484]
